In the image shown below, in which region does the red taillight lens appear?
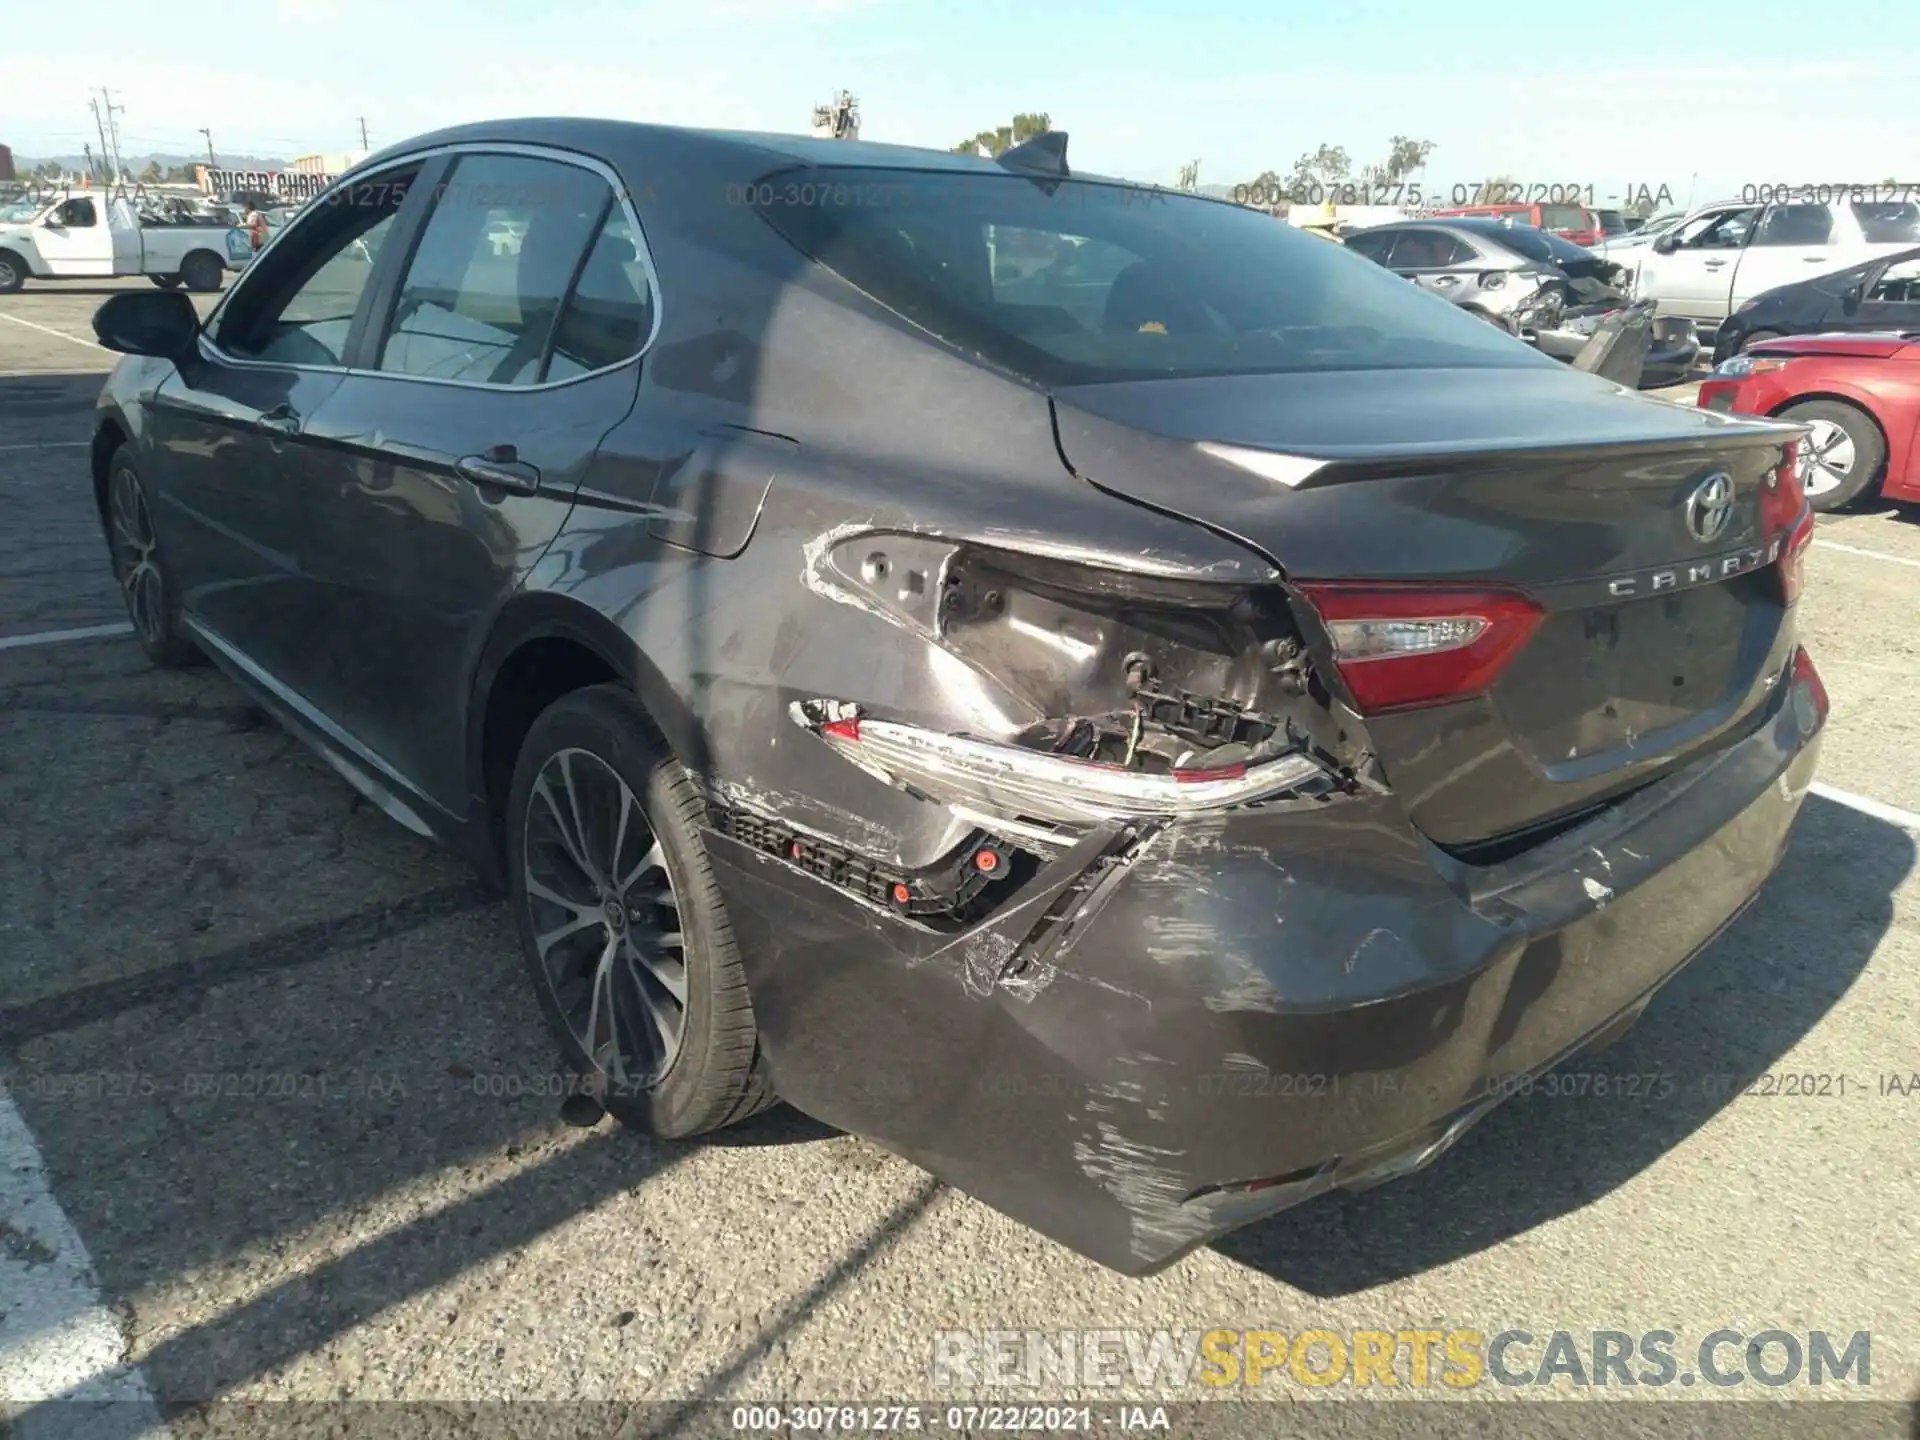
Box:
[1791,646,1828,728]
[1295,583,1546,714]
[1779,507,1815,604]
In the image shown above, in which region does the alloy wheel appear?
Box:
[1796,418,1855,498]
[521,747,687,1093]
[109,466,167,647]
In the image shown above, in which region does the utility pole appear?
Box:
[809,91,860,141]
[357,116,370,150]
[199,127,217,168]
[94,88,127,184]
[83,142,97,187]
[89,99,112,183]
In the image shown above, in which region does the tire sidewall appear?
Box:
[0,252,25,293]
[504,686,733,1136]
[1740,329,1782,355]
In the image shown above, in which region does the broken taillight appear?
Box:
[1294,583,1545,715]
[792,707,1329,826]
[1762,439,1815,605]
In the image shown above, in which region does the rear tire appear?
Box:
[1778,399,1886,511]
[105,446,203,668]
[0,251,26,293]
[179,251,224,293]
[506,684,775,1138]
[150,274,182,289]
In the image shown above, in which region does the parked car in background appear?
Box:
[85,117,1822,1277]
[1699,332,1920,509]
[1426,201,1601,246]
[1346,218,1698,384]
[1594,208,1633,239]
[1712,246,1920,361]
[1343,220,1582,332]
[1594,207,1690,271]
[1630,198,1920,343]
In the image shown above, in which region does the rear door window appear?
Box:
[542,212,658,381]
[1386,230,1472,268]
[1752,203,1836,246]
[377,153,612,386]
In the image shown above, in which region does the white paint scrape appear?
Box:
[1,1096,168,1437]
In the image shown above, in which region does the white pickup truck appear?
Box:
[1625,195,1920,341]
[0,191,246,294]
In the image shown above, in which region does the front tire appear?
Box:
[1739,328,1784,355]
[506,685,774,1138]
[105,447,202,668]
[179,251,224,293]
[1779,399,1886,511]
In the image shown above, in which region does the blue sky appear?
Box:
[6,0,1915,203]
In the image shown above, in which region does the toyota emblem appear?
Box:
[1685,472,1734,544]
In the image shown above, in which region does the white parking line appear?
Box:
[1810,782,1920,833]
[0,442,91,453]
[1813,538,1920,570]
[0,312,110,354]
[0,623,134,652]
[0,1097,168,1430]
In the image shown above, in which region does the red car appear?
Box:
[1426,202,1602,247]
[1697,331,1920,511]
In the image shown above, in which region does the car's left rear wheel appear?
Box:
[106,448,202,668]
[506,685,775,1138]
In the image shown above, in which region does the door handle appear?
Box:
[456,450,541,495]
[1703,260,1727,269]
[255,406,300,436]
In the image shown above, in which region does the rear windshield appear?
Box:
[753,168,1554,384]
[1853,201,1920,243]
[1538,205,1592,231]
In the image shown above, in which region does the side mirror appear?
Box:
[1652,233,1680,255]
[1842,284,1863,313]
[93,290,201,359]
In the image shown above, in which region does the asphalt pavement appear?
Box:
[1,279,1916,1434]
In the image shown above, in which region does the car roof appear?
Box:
[350,116,1167,195]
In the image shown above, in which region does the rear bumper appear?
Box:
[706,660,1823,1275]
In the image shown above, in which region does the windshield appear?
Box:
[754,168,1553,384]
[0,199,46,224]
[1538,204,1592,231]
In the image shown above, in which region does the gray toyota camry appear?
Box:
[86,119,1825,1274]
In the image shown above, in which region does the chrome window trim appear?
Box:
[199,140,663,393]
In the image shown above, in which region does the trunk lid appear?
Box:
[1050,365,1807,850]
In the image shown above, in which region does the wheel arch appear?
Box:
[90,416,132,532]
[466,592,709,874]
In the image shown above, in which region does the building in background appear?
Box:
[809,93,859,141]
[292,152,366,173]
[0,144,15,182]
